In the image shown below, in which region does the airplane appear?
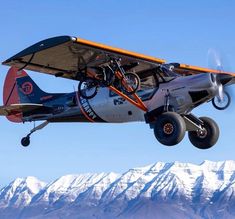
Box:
[1,36,234,148]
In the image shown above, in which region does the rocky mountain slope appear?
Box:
[1,161,235,219]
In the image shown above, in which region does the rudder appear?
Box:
[3,67,52,123]
[3,67,26,122]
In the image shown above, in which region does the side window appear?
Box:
[137,75,158,100]
[140,75,158,90]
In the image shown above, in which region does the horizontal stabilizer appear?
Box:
[0,103,49,116]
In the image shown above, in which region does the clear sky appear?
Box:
[0,0,235,186]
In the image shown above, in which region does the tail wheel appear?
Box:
[78,77,99,99]
[188,117,219,149]
[21,136,30,147]
[154,112,186,146]
[121,72,140,95]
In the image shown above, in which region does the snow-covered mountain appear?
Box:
[1,161,235,219]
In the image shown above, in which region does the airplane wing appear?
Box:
[0,103,48,116]
[3,35,235,79]
[172,63,235,76]
[2,36,166,80]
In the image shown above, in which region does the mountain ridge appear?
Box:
[1,160,235,219]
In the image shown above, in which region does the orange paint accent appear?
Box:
[75,38,166,64]
[132,93,147,110]
[109,86,147,112]
[179,64,235,76]
[76,92,94,122]
[114,71,134,93]
[107,69,148,111]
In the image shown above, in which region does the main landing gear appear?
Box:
[151,112,219,149]
[188,117,219,149]
[154,112,186,146]
[21,121,49,147]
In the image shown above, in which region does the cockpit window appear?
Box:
[157,65,179,82]
[137,74,158,100]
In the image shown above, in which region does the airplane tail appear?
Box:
[3,67,59,122]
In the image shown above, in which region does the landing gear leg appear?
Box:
[183,114,219,149]
[21,121,49,147]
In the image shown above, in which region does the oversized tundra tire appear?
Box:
[154,112,186,146]
[188,117,219,149]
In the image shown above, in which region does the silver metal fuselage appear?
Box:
[25,73,220,124]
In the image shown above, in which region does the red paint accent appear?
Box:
[3,67,27,123]
[40,95,53,101]
[21,82,33,95]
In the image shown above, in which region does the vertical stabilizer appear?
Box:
[3,67,56,123]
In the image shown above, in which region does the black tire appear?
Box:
[21,137,30,147]
[188,117,219,149]
[154,112,186,146]
[121,72,140,95]
[212,91,231,110]
[78,77,99,99]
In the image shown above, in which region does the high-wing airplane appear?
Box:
[1,36,235,148]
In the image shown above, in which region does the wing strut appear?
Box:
[109,86,147,112]
[106,59,148,112]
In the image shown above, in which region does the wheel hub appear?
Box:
[197,128,207,139]
[163,123,174,135]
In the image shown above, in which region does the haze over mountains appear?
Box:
[1,160,235,219]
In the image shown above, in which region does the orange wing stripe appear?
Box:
[179,64,235,76]
[75,38,166,64]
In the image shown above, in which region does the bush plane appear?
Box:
[1,36,234,148]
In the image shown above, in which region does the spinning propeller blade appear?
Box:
[207,48,232,110]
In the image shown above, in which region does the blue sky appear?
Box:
[0,0,235,186]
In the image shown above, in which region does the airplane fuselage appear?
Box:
[23,73,218,125]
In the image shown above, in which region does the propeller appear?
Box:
[207,48,232,110]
